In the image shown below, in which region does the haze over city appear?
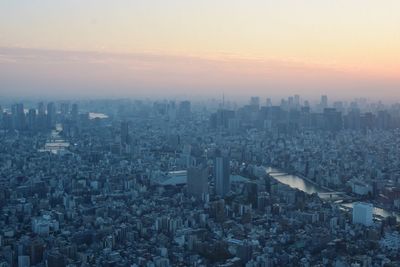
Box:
[2,2,400,267]
[1,0,399,101]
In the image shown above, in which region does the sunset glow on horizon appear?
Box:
[1,0,399,100]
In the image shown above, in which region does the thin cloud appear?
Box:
[0,47,399,102]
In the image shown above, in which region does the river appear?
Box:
[265,167,400,221]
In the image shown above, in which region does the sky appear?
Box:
[0,0,399,101]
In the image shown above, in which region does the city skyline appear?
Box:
[2,97,400,266]
[2,3,400,265]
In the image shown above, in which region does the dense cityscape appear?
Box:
[1,95,400,266]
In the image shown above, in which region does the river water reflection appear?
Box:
[266,168,327,195]
[265,167,400,220]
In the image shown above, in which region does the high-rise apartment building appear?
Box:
[121,121,130,144]
[250,96,260,111]
[321,95,328,109]
[47,102,56,129]
[11,103,26,130]
[215,156,230,197]
[352,202,373,226]
[27,108,37,132]
[71,103,79,122]
[37,102,47,131]
[187,166,208,199]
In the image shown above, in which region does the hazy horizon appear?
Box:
[1,1,399,102]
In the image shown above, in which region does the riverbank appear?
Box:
[264,166,400,221]
[267,165,340,193]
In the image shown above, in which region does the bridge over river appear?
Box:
[264,167,400,220]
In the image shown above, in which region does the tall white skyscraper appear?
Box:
[352,202,373,226]
[215,157,230,197]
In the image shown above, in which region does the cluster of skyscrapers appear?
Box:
[0,102,78,132]
[210,95,397,133]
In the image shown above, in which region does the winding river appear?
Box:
[265,167,400,221]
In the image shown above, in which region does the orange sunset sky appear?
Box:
[0,0,399,101]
